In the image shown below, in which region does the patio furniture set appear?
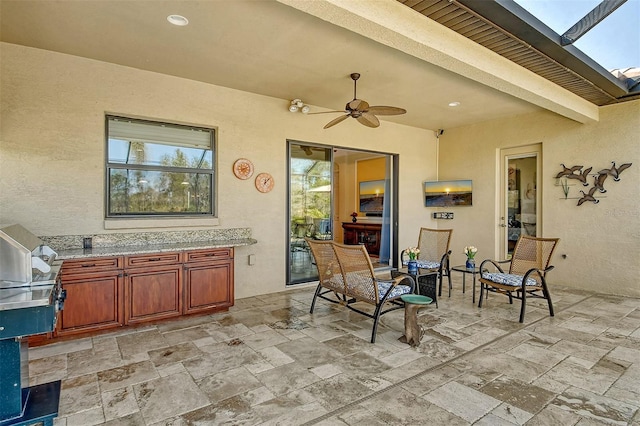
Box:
[307,228,560,346]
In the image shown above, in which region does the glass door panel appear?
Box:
[288,143,332,284]
[500,145,541,258]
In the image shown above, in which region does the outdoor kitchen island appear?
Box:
[43,228,256,341]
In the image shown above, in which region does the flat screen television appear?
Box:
[359,180,384,213]
[424,179,472,207]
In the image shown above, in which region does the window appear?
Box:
[106,115,215,217]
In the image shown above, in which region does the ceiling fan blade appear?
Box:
[366,106,407,116]
[357,112,380,128]
[306,110,347,115]
[324,114,350,129]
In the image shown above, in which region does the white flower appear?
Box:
[406,247,420,260]
[464,246,477,259]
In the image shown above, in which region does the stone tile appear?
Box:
[196,366,263,403]
[97,360,159,392]
[275,337,343,368]
[608,345,640,364]
[101,385,139,421]
[423,380,502,423]
[302,373,374,411]
[525,403,582,426]
[549,340,610,367]
[241,329,290,350]
[257,345,295,367]
[250,390,328,425]
[103,412,146,426]
[29,353,66,377]
[28,337,93,360]
[491,402,533,424]
[506,342,567,368]
[182,342,261,379]
[544,358,622,395]
[552,386,637,425]
[203,321,255,341]
[475,413,519,425]
[65,406,105,426]
[310,363,343,379]
[161,325,211,345]
[116,329,168,358]
[256,362,322,396]
[479,375,556,413]
[66,347,124,378]
[147,341,201,367]
[59,373,101,416]
[361,386,468,425]
[134,372,209,425]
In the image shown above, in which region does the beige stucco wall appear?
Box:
[439,101,640,297]
[0,43,439,298]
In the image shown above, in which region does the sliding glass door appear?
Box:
[288,143,333,284]
[287,141,398,285]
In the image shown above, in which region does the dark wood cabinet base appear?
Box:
[53,249,234,340]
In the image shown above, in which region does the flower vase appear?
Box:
[408,260,418,274]
[352,216,357,223]
[465,258,475,270]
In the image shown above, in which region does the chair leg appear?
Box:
[370,303,384,343]
[310,283,323,314]
[508,291,513,304]
[478,282,485,307]
[541,282,555,317]
[519,286,526,323]
[438,273,443,297]
[447,269,452,298]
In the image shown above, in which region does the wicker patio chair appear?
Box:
[401,227,453,297]
[308,240,414,343]
[307,238,346,313]
[478,235,559,323]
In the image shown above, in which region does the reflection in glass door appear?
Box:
[288,143,332,284]
[500,144,541,258]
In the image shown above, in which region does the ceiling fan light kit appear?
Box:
[289,99,310,114]
[310,73,406,129]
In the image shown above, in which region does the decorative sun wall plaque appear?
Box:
[233,158,254,180]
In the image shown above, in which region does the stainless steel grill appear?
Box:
[0,224,65,426]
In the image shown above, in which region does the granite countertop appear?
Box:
[56,238,257,260]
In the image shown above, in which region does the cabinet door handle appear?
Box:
[81,264,97,268]
[148,257,161,261]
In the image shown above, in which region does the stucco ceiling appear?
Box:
[0,0,566,131]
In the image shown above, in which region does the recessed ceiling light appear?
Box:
[167,15,189,26]
[448,101,461,107]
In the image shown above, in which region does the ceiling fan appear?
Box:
[311,73,407,129]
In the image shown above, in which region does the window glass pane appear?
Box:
[108,169,212,215]
[106,115,215,218]
[108,139,213,168]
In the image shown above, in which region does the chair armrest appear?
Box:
[522,265,555,282]
[479,259,509,274]
[378,275,416,293]
[439,250,452,270]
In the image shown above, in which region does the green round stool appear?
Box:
[399,294,433,347]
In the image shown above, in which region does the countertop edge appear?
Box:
[56,238,258,260]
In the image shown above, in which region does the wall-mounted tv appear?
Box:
[359,180,384,213]
[424,179,472,207]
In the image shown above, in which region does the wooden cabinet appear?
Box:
[124,253,182,324]
[57,257,124,336]
[183,248,234,314]
[55,248,234,339]
[342,222,382,256]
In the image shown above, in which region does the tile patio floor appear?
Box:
[29,274,640,425]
